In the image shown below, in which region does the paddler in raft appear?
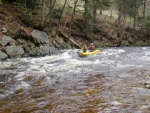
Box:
[81,42,96,52]
[89,42,95,52]
[82,43,87,52]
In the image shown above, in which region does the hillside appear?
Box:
[0,2,150,60]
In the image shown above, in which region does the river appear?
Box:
[0,47,150,113]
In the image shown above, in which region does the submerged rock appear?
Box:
[144,81,150,89]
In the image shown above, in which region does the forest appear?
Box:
[1,0,150,43]
[0,0,150,59]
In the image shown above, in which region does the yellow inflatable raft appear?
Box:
[79,50,103,57]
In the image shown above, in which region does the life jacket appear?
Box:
[82,45,87,51]
[89,45,95,50]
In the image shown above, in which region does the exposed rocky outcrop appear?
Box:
[0,29,75,60]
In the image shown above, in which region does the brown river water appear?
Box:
[0,47,150,113]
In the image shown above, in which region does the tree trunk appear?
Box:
[133,16,136,30]
[84,0,88,33]
[58,0,67,29]
[93,9,97,22]
[116,5,123,38]
[44,0,56,23]
[143,0,147,18]
[110,8,113,18]
[69,0,79,36]
[59,31,81,49]
[100,8,102,15]
[49,0,53,32]
[41,0,45,26]
[93,2,97,24]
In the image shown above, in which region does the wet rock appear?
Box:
[21,40,35,53]
[25,45,50,57]
[14,88,24,94]
[49,47,59,55]
[23,39,49,56]
[5,45,24,58]
[0,50,7,60]
[36,45,50,56]
[140,105,149,110]
[144,81,150,89]
[109,101,122,106]
[0,28,75,60]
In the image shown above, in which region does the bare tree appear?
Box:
[69,0,79,35]
[49,0,53,32]
[58,0,67,29]
[84,0,90,35]
[143,0,147,18]
[41,0,45,26]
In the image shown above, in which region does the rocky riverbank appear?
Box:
[0,3,150,60]
[0,28,76,60]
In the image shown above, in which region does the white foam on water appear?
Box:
[61,50,72,59]
[100,60,116,65]
[15,72,26,80]
[20,81,30,89]
[31,55,60,64]
[145,51,150,55]
[0,61,16,68]
[109,101,122,106]
[138,56,150,62]
[1,47,150,78]
[0,47,150,108]
[140,105,149,110]
[67,58,100,66]
[33,57,101,75]
[66,68,82,74]
[9,82,30,95]
[103,49,125,55]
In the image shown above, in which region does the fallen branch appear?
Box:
[59,30,81,49]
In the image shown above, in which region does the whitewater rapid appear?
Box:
[0,47,150,113]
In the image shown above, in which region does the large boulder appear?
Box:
[0,50,8,60]
[27,44,50,56]
[31,30,49,44]
[35,44,50,56]
[0,35,25,59]
[20,38,50,56]
[0,35,16,46]
[5,45,24,58]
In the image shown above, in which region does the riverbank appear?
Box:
[0,3,150,60]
